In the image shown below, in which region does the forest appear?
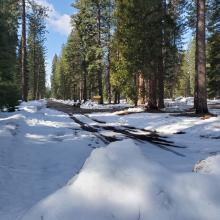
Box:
[0,0,47,109]
[0,0,219,114]
[51,0,219,114]
[1,1,220,220]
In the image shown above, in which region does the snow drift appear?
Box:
[21,139,220,220]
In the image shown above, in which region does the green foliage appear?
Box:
[27,2,47,100]
[207,32,220,98]
[110,35,135,102]
[0,0,19,82]
[173,38,195,97]
[0,0,19,108]
[51,54,59,98]
[207,0,220,98]
[0,82,20,111]
[50,0,219,106]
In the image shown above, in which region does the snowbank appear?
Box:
[81,100,132,110]
[51,98,132,110]
[0,100,100,220]
[165,97,220,112]
[50,98,80,106]
[194,154,220,175]
[22,140,220,220]
[164,97,194,112]
[19,99,47,113]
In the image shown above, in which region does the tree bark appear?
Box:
[157,46,165,108]
[33,33,37,100]
[106,48,111,104]
[114,90,118,104]
[148,74,158,110]
[36,57,40,99]
[106,2,112,104]
[157,0,165,109]
[21,0,28,101]
[82,59,87,101]
[97,4,103,104]
[195,0,208,114]
[138,71,145,105]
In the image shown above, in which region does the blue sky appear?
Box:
[37,0,75,87]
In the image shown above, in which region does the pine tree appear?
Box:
[73,0,114,104]
[51,54,59,98]
[115,0,185,108]
[0,0,19,82]
[177,39,195,97]
[27,2,47,100]
[195,0,208,113]
[207,0,220,98]
[0,0,20,109]
[21,0,28,101]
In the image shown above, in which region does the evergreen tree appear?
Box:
[0,0,19,82]
[21,0,28,101]
[207,0,220,98]
[177,39,195,97]
[195,0,208,113]
[73,0,114,104]
[51,54,59,98]
[0,0,20,109]
[115,0,185,108]
[27,2,47,100]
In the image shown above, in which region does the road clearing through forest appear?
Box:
[47,100,186,157]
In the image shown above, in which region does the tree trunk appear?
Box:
[82,59,87,101]
[36,57,40,99]
[138,71,145,105]
[33,34,37,100]
[114,90,118,104]
[97,4,103,104]
[195,0,208,114]
[148,74,158,110]
[157,0,165,109]
[117,92,120,104]
[157,50,165,108]
[106,2,112,104]
[134,73,138,106]
[21,0,28,101]
[106,49,111,104]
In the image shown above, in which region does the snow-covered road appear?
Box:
[1,100,220,220]
[0,100,104,220]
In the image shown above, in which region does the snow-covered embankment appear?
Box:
[22,139,220,220]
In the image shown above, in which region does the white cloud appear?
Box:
[49,14,71,36]
[36,0,72,36]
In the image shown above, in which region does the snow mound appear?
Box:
[19,99,47,113]
[21,140,220,220]
[51,98,80,106]
[164,97,194,112]
[81,100,132,110]
[193,154,220,175]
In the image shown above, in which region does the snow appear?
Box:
[0,100,104,220]
[164,97,220,112]
[22,140,220,220]
[80,100,132,110]
[51,98,132,110]
[87,108,220,172]
[194,154,220,175]
[19,99,47,113]
[1,99,220,220]
[51,97,220,113]
[50,98,80,106]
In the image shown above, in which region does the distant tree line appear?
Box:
[0,0,47,110]
[51,0,219,114]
